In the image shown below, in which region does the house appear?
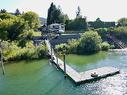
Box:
[48,23,65,33]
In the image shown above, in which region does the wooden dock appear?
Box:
[45,40,120,84]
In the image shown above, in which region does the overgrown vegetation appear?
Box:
[96,27,127,43]
[55,31,111,55]
[1,41,47,61]
[0,10,47,62]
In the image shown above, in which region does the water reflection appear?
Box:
[76,72,127,95]
[67,51,127,95]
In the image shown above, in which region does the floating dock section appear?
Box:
[45,40,120,84]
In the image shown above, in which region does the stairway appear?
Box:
[107,35,126,49]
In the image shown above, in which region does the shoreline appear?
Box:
[109,48,127,52]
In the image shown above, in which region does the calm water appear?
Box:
[0,52,127,95]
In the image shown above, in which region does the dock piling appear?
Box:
[63,54,66,78]
[0,40,5,75]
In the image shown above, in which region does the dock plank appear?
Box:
[79,67,120,83]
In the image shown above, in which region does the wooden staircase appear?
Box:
[107,35,126,49]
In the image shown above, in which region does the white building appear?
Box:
[48,23,65,33]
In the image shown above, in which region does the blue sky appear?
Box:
[0,0,127,21]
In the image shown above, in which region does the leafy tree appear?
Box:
[0,19,13,40]
[77,31,102,54]
[117,18,127,26]
[112,27,127,40]
[55,43,70,55]
[8,17,28,40]
[0,17,28,40]
[22,11,40,29]
[66,17,88,31]
[96,28,109,39]
[0,12,14,20]
[0,9,7,13]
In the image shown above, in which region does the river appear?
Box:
[0,51,127,95]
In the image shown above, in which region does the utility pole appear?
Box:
[0,40,5,75]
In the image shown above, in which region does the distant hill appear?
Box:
[39,17,47,25]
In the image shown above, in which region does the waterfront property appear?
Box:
[45,40,120,84]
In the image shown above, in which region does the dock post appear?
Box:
[0,40,5,75]
[56,54,58,66]
[63,54,66,78]
[55,50,58,66]
[51,46,53,61]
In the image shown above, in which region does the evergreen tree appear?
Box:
[15,9,21,15]
[47,3,56,25]
[47,3,65,25]
[76,6,81,18]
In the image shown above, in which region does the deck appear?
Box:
[45,40,120,84]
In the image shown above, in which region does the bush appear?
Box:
[112,27,127,40]
[55,31,103,55]
[101,42,110,51]
[55,43,70,55]
[68,39,79,54]
[96,28,108,39]
[2,41,47,61]
[110,44,115,49]
[77,31,102,54]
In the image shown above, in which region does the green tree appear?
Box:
[0,12,14,20]
[0,17,28,41]
[76,6,82,18]
[88,18,115,29]
[77,31,102,54]
[47,3,65,25]
[47,3,56,25]
[22,11,40,29]
[63,14,69,23]
[101,42,110,51]
[118,18,127,26]
[55,43,70,55]
[15,9,21,15]
[66,17,88,31]
[0,9,7,13]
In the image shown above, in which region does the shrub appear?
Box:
[68,39,79,53]
[110,44,115,49]
[77,31,102,54]
[2,41,47,61]
[55,43,70,55]
[101,42,110,51]
[112,27,127,40]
